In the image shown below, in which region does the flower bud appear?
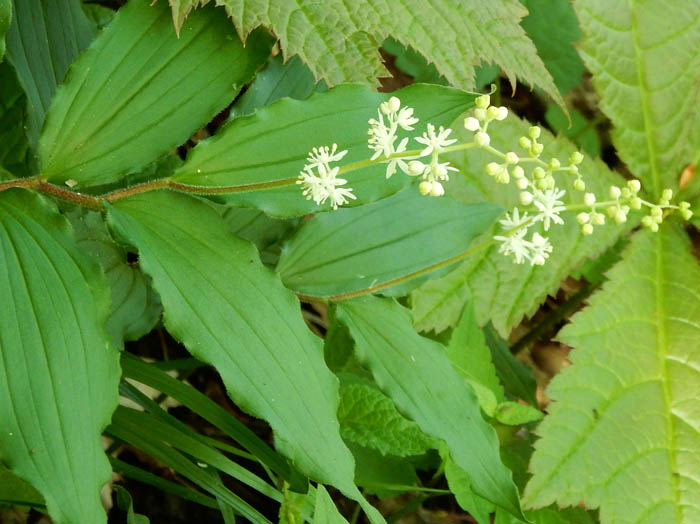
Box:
[512,165,525,179]
[475,132,490,147]
[549,158,561,170]
[680,201,691,210]
[496,106,508,120]
[651,206,662,217]
[486,106,500,120]
[642,216,654,228]
[584,192,596,206]
[681,208,693,220]
[573,178,586,191]
[577,212,590,224]
[569,151,584,165]
[430,181,445,197]
[529,126,541,139]
[533,167,546,179]
[662,189,673,201]
[464,117,480,131]
[606,205,618,218]
[591,212,605,225]
[518,136,532,149]
[520,191,534,205]
[532,254,546,266]
[516,177,529,190]
[532,143,544,156]
[419,181,433,195]
[609,186,621,199]
[536,179,548,190]
[650,222,659,232]
[474,108,487,121]
[621,187,631,198]
[475,95,490,109]
[630,196,642,209]
[582,223,594,235]
[496,170,510,184]
[408,160,426,176]
[569,164,579,174]
[486,162,501,176]
[433,163,448,178]
[505,152,519,164]
[628,179,641,193]
[615,209,627,224]
[388,96,401,113]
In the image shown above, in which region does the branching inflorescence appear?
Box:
[297,94,693,266]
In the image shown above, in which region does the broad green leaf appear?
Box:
[277,188,501,298]
[313,485,349,524]
[229,54,327,120]
[0,189,120,524]
[172,0,563,108]
[114,486,150,524]
[67,209,161,345]
[411,114,627,336]
[496,507,596,524]
[448,302,505,403]
[106,192,382,524]
[574,0,700,197]
[171,84,479,217]
[0,0,9,62]
[442,454,493,524]
[337,296,523,519]
[525,224,700,523]
[0,61,30,176]
[6,0,96,151]
[337,374,435,457]
[545,104,601,158]
[520,0,586,95]
[39,0,272,186]
[0,465,44,509]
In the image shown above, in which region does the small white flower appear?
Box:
[464,117,480,131]
[396,106,419,130]
[499,208,530,231]
[415,124,457,156]
[584,192,596,206]
[307,144,348,168]
[529,232,552,266]
[494,233,531,264]
[384,137,409,179]
[430,181,445,197]
[533,188,566,230]
[474,132,490,147]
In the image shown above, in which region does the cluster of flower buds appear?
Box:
[640,188,692,231]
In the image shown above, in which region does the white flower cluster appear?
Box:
[368,96,419,178]
[296,144,356,209]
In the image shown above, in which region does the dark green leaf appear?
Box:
[0,465,44,509]
[545,104,601,157]
[483,325,537,406]
[277,189,501,298]
[348,443,418,498]
[337,296,523,519]
[39,0,273,186]
[171,84,479,217]
[6,0,96,150]
[114,486,150,524]
[0,189,120,524]
[106,192,382,523]
[0,61,30,176]
[0,0,9,61]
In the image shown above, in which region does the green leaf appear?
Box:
[442,453,494,524]
[39,0,272,186]
[313,485,349,524]
[278,188,501,298]
[348,443,419,497]
[494,402,542,426]
[520,0,586,95]
[447,302,506,403]
[0,0,10,62]
[114,486,150,524]
[337,374,435,457]
[229,54,327,120]
[411,114,628,336]
[484,325,537,406]
[5,0,96,151]
[545,104,601,158]
[67,209,161,345]
[106,191,382,524]
[0,189,120,524]
[0,61,30,176]
[525,224,700,523]
[496,506,596,524]
[0,465,44,509]
[336,296,523,519]
[171,84,479,218]
[172,0,563,107]
[574,0,700,197]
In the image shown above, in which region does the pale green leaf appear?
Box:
[0,189,120,524]
[172,0,562,107]
[39,0,272,186]
[574,0,700,197]
[313,485,349,524]
[229,54,327,120]
[0,61,30,176]
[67,209,161,345]
[337,296,523,519]
[171,84,479,218]
[496,506,595,524]
[277,188,501,298]
[494,402,542,426]
[525,224,700,523]
[520,0,586,95]
[106,191,382,524]
[6,0,96,151]
[337,374,435,457]
[411,114,628,336]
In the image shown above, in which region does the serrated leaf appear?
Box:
[411,114,628,336]
[336,296,523,519]
[574,0,700,197]
[67,209,161,345]
[229,54,327,120]
[337,374,435,457]
[5,0,96,152]
[0,61,30,176]
[171,84,479,218]
[520,0,586,95]
[39,0,272,186]
[106,191,383,524]
[173,0,562,108]
[0,189,120,524]
[277,188,501,298]
[525,224,700,523]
